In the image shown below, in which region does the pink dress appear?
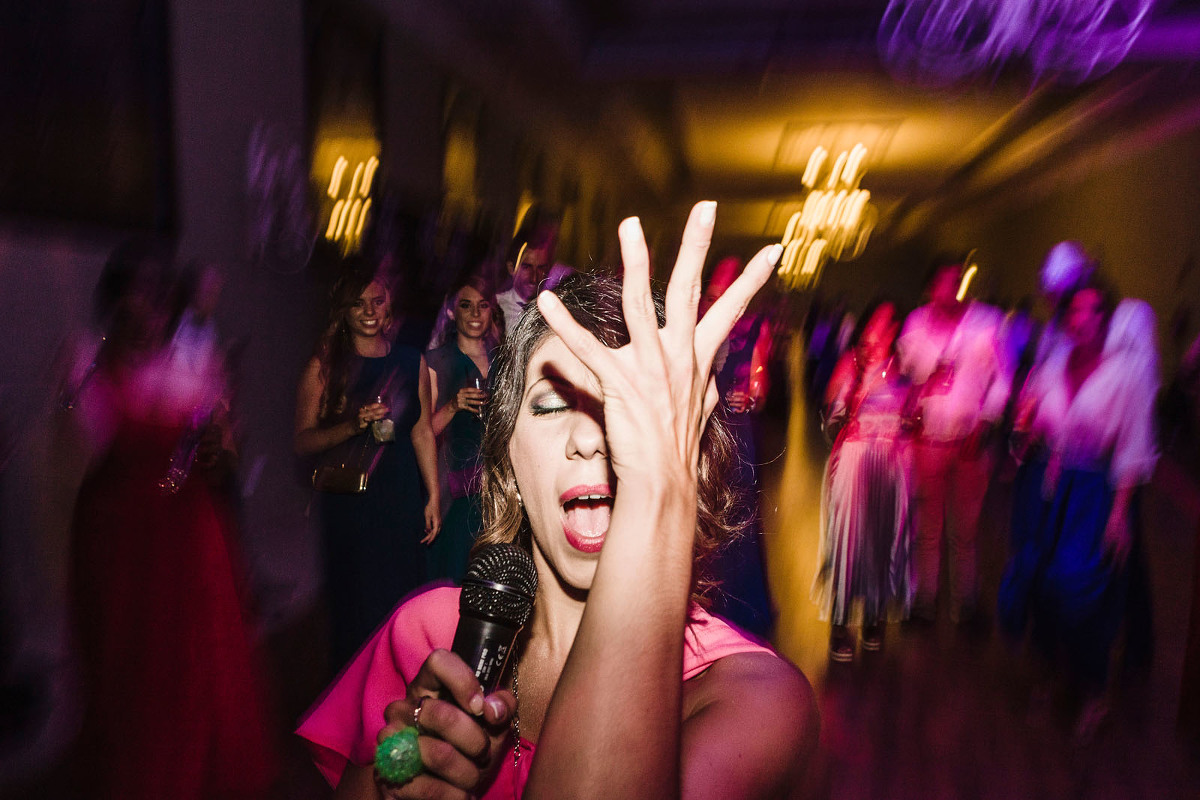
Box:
[297,586,775,799]
[70,363,277,799]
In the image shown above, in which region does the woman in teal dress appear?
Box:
[425,274,502,581]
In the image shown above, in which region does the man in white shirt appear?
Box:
[496,221,555,331]
[899,260,1012,623]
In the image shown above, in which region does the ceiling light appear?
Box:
[776,144,878,291]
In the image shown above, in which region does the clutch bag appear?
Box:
[312,463,369,494]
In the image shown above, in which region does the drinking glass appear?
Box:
[473,377,487,419]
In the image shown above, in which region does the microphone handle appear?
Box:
[451,615,520,693]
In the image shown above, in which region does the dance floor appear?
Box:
[4,386,1200,799]
[756,387,1200,800]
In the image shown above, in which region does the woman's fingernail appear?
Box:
[469,692,485,715]
[487,697,506,718]
[698,201,716,226]
[767,244,783,266]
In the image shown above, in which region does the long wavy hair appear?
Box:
[315,263,392,426]
[473,272,750,606]
[427,273,504,352]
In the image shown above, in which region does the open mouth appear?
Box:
[560,485,614,553]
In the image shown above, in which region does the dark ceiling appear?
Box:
[376,0,1200,251]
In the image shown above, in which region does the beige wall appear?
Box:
[938,127,1200,369]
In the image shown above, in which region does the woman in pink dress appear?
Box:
[69,248,276,799]
[815,300,914,661]
[298,204,819,799]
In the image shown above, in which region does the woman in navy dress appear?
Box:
[296,268,440,666]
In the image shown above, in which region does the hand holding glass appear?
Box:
[457,380,488,417]
[371,395,395,442]
[472,377,488,419]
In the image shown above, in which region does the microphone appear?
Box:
[452,543,538,692]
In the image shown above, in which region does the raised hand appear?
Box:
[521,203,782,800]
[535,202,780,489]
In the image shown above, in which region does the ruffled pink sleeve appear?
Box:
[296,586,460,786]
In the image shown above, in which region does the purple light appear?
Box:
[878,0,1157,87]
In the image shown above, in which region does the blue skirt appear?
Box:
[999,459,1126,686]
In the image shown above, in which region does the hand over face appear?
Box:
[535,202,779,491]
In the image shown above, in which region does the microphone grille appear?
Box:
[460,543,538,628]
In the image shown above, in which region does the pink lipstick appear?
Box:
[560,484,614,553]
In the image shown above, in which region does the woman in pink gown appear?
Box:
[69,253,277,799]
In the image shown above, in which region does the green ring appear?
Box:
[375,726,422,784]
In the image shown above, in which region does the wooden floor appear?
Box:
[758,402,1200,800]
[4,401,1200,799]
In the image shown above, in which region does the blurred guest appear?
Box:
[898,259,1010,623]
[1007,243,1097,577]
[166,261,225,380]
[295,266,440,666]
[425,275,502,582]
[1033,241,1095,368]
[703,255,775,636]
[496,211,557,329]
[805,294,855,408]
[1000,285,1158,738]
[68,243,276,799]
[1007,243,1157,673]
[814,300,914,660]
[543,261,575,291]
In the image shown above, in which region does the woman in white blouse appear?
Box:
[1002,283,1159,737]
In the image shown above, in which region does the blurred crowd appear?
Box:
[3,203,1200,795]
[806,243,1167,744]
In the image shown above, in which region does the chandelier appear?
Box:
[877,0,1157,87]
[776,143,878,291]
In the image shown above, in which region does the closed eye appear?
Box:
[530,390,570,416]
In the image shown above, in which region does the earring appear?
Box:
[516,489,523,508]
